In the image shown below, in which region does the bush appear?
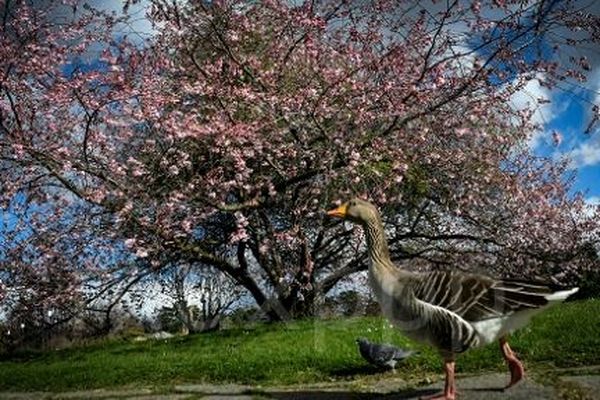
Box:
[574,268,600,300]
[226,307,262,327]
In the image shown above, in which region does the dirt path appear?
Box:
[1,370,598,399]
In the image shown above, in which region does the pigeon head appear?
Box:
[356,337,369,345]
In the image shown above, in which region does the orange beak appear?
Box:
[326,203,348,218]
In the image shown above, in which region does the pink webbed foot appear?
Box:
[505,357,525,389]
[420,392,457,400]
[420,359,457,400]
[499,337,525,389]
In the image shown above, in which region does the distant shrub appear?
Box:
[226,307,262,327]
[364,299,381,316]
[316,290,380,318]
[118,326,146,339]
[336,290,363,316]
[573,268,600,300]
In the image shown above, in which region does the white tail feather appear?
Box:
[545,287,579,302]
[473,286,579,345]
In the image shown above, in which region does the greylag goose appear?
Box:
[326,198,578,400]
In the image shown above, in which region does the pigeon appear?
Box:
[356,337,416,370]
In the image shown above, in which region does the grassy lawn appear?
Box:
[0,298,598,392]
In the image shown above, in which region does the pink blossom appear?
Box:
[551,130,562,146]
[135,248,149,258]
[0,0,597,325]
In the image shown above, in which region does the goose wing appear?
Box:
[412,271,553,322]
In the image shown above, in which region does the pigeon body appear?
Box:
[356,337,415,370]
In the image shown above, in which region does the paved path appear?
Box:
[262,373,596,400]
[1,371,598,399]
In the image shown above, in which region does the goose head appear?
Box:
[326,198,380,225]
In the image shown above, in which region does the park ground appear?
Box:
[0,299,599,399]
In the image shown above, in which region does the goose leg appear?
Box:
[421,359,456,400]
[500,337,524,388]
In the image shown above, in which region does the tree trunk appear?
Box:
[283,289,317,319]
[234,270,288,321]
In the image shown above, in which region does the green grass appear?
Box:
[0,299,599,392]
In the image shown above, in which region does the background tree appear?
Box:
[1,0,599,324]
[154,263,242,334]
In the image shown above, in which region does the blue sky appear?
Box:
[452,0,598,205]
[461,0,600,204]
[518,82,600,202]
[548,93,600,199]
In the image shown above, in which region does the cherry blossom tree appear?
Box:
[1,0,599,323]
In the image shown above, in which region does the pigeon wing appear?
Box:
[392,348,415,361]
[369,343,399,365]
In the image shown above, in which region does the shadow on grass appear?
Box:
[329,364,386,377]
[0,350,46,362]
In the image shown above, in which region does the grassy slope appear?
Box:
[0,299,598,392]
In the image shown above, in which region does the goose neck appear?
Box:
[363,217,391,268]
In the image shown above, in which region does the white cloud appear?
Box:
[509,77,552,124]
[55,0,155,48]
[507,74,557,148]
[447,43,478,77]
[569,134,600,168]
[584,196,600,220]
[503,2,600,150]
[587,196,600,205]
[101,0,155,44]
